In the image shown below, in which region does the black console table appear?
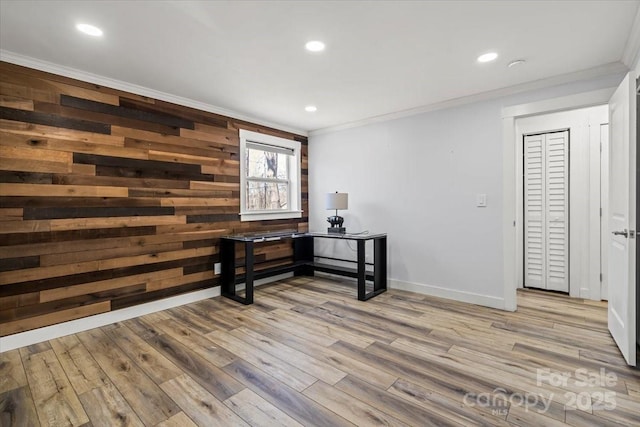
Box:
[220,231,387,305]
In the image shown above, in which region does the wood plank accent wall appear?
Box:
[0,62,309,337]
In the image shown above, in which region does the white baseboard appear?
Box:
[389,279,508,310]
[235,273,293,291]
[314,273,509,311]
[0,273,292,353]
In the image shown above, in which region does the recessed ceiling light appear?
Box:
[305,105,317,112]
[477,52,498,63]
[76,23,103,37]
[508,59,526,68]
[305,41,325,52]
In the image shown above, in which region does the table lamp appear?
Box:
[326,191,348,234]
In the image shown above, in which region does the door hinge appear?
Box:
[600,273,603,282]
[600,207,602,217]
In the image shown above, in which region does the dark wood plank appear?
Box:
[61,95,194,129]
[0,197,162,209]
[73,153,207,176]
[119,98,228,129]
[0,256,39,272]
[35,101,182,136]
[23,206,174,220]
[0,107,110,134]
[0,171,52,184]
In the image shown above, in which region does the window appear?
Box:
[239,129,302,221]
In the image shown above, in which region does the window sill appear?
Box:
[240,210,303,222]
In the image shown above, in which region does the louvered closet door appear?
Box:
[524,131,569,292]
[544,131,569,291]
[524,134,546,288]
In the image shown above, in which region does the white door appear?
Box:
[608,72,637,366]
[524,131,569,292]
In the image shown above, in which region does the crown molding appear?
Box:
[622,5,640,70]
[501,87,615,119]
[309,61,627,137]
[0,50,307,137]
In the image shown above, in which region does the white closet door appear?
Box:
[524,131,569,292]
[524,134,546,288]
[545,131,569,292]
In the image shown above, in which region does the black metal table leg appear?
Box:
[244,240,254,304]
[357,236,387,301]
[294,235,315,276]
[220,238,254,305]
[357,239,366,300]
[374,236,387,293]
[220,238,236,300]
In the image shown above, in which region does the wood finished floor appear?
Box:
[1,276,639,427]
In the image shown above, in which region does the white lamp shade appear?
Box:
[326,192,348,210]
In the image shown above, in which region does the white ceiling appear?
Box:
[1,1,638,134]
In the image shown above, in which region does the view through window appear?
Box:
[245,142,291,211]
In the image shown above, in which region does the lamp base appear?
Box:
[327,227,346,234]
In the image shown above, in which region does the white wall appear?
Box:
[309,73,624,309]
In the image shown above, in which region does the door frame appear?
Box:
[601,123,610,300]
[502,87,616,310]
[515,107,607,298]
[636,78,639,358]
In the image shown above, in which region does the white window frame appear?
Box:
[239,129,302,221]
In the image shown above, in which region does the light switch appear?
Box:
[476,194,487,207]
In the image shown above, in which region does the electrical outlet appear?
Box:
[214,263,221,275]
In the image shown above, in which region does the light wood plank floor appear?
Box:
[1,276,639,426]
